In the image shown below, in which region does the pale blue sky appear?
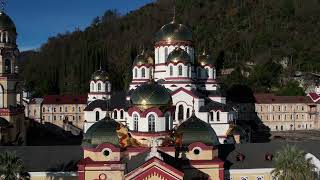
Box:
[4,0,153,51]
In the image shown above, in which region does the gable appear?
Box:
[125,157,183,180]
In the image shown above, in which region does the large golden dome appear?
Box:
[155,21,192,42]
[133,51,153,66]
[130,81,172,110]
[167,47,191,64]
[91,69,109,82]
[197,51,214,66]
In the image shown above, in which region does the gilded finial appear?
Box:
[171,3,176,24]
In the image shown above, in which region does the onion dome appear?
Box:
[130,81,172,110]
[82,116,120,147]
[176,114,220,146]
[91,69,109,82]
[155,20,192,42]
[166,47,191,64]
[0,12,16,32]
[197,50,214,66]
[133,50,153,66]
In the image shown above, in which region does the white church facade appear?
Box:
[84,17,238,144]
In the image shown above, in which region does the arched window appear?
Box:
[217,111,220,121]
[5,59,11,73]
[114,110,118,119]
[205,68,209,78]
[141,68,145,78]
[134,68,137,78]
[178,65,183,76]
[120,110,124,119]
[178,105,184,121]
[148,114,155,132]
[186,108,190,118]
[164,47,168,60]
[90,82,94,92]
[106,83,109,92]
[210,111,214,121]
[165,114,170,131]
[0,85,3,108]
[133,114,139,131]
[95,111,100,121]
[169,66,173,76]
[98,83,101,91]
[187,66,190,77]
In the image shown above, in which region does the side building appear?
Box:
[42,95,87,131]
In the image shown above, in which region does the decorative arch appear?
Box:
[120,109,124,119]
[97,82,101,91]
[134,68,138,78]
[178,65,183,76]
[133,113,139,131]
[178,104,184,121]
[148,114,155,132]
[141,68,146,78]
[95,111,100,121]
[113,110,118,119]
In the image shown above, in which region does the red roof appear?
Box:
[307,93,320,102]
[254,93,315,104]
[43,95,87,104]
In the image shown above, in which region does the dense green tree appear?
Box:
[276,80,305,96]
[272,145,317,180]
[0,152,28,180]
[18,0,320,96]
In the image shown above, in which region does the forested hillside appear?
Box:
[19,0,320,96]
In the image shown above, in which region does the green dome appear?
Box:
[82,116,120,147]
[0,12,16,32]
[167,47,191,64]
[0,117,9,127]
[176,114,220,146]
[91,69,109,82]
[197,51,214,66]
[133,51,153,66]
[130,81,172,110]
[155,21,192,42]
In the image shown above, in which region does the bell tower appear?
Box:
[0,5,25,145]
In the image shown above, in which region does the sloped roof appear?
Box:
[84,91,128,111]
[199,98,233,112]
[43,95,87,105]
[29,98,43,104]
[254,93,315,104]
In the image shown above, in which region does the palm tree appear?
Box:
[0,152,28,180]
[272,145,317,180]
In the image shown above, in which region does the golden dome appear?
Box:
[130,81,172,110]
[133,50,154,66]
[91,69,109,81]
[155,21,192,42]
[197,50,214,66]
[167,47,191,64]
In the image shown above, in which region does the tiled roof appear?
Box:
[307,93,320,102]
[29,98,43,104]
[221,141,320,169]
[43,95,87,105]
[84,91,129,111]
[254,93,315,104]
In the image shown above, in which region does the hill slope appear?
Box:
[19,0,320,96]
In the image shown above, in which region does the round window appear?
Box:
[193,149,200,155]
[103,150,110,157]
